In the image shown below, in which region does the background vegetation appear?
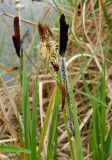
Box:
[0,0,112,159]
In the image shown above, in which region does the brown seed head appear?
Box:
[12,16,21,58]
[38,23,52,42]
[38,22,59,72]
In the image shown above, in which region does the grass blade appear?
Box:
[99,0,112,31]
[38,85,58,155]
[0,145,31,154]
[71,94,84,160]
[22,63,31,148]
[31,78,38,160]
[46,87,60,160]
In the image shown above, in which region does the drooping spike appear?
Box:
[12,16,21,58]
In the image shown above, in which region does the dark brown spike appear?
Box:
[12,36,20,58]
[45,25,53,37]
[12,16,21,58]
[59,14,69,57]
[38,23,46,41]
[38,22,52,42]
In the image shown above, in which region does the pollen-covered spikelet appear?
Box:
[38,23,59,72]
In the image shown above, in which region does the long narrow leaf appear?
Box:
[0,145,31,154]
[38,85,58,154]
[22,63,31,148]
[47,87,60,160]
[31,79,38,160]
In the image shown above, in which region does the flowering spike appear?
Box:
[61,83,66,111]
[12,16,21,58]
[38,23,59,72]
[59,14,69,57]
